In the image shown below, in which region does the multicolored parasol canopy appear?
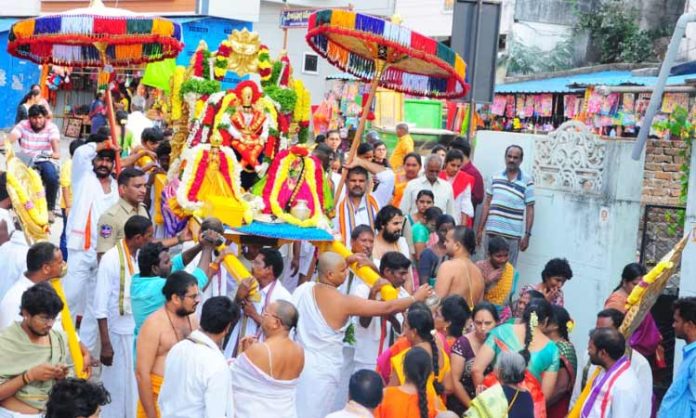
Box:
[7,0,183,67]
[306,9,469,99]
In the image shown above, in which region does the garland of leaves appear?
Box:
[264,85,297,113]
[181,78,221,97]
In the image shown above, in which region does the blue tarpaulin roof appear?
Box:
[496,70,694,94]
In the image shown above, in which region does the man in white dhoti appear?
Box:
[64,133,119,353]
[227,247,292,358]
[351,251,411,373]
[293,252,432,418]
[159,297,240,418]
[230,300,304,418]
[93,215,153,418]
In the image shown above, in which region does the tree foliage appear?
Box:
[502,36,576,76]
[576,0,654,64]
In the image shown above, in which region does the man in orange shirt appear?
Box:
[389,123,414,171]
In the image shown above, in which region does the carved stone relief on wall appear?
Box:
[533,120,606,194]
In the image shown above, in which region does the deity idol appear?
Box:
[224,81,269,188]
[252,146,330,229]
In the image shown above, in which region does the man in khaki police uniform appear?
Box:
[96,167,150,259]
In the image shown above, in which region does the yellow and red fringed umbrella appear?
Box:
[7,0,184,170]
[6,0,183,376]
[306,9,469,196]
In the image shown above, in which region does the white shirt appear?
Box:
[443,177,474,219]
[399,176,457,221]
[159,330,233,418]
[67,142,119,252]
[93,243,137,335]
[325,400,374,418]
[125,111,153,149]
[226,280,292,358]
[350,280,409,366]
[332,169,395,209]
[0,275,64,332]
[572,350,651,418]
[0,208,16,237]
[581,364,641,418]
[331,171,342,195]
[0,231,29,301]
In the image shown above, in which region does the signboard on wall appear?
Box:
[280,9,313,28]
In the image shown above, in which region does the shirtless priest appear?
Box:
[135,272,201,418]
[293,252,432,418]
[435,225,485,310]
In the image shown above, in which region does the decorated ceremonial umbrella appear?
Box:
[6,0,183,376]
[306,9,469,196]
[7,0,184,169]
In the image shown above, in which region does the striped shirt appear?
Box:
[11,119,60,158]
[485,169,534,238]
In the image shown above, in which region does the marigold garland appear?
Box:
[626,260,672,307]
[258,45,272,84]
[261,97,279,132]
[170,66,185,121]
[268,152,325,227]
[214,40,233,80]
[210,92,238,146]
[5,157,49,240]
[292,79,311,143]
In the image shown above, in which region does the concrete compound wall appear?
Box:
[472,126,644,352]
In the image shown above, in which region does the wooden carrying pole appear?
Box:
[104,88,122,172]
[334,61,386,199]
[95,41,122,172]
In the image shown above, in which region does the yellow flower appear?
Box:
[566,320,575,334]
[170,66,185,121]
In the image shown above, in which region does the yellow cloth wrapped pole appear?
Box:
[50,278,86,379]
[217,248,261,303]
[567,368,600,418]
[321,240,398,300]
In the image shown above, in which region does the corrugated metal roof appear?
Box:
[496,70,693,94]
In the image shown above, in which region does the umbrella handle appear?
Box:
[93,40,122,173]
[334,61,387,199]
[104,88,122,173]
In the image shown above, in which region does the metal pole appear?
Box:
[466,0,483,144]
[631,13,696,160]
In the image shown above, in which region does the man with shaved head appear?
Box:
[293,251,432,418]
[231,300,304,418]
